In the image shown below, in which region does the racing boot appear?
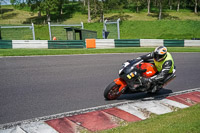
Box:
[141,77,151,90]
[148,84,162,94]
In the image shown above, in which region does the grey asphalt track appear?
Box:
[0,53,200,124]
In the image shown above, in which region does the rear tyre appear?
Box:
[104,81,123,100]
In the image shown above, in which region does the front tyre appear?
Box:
[104,81,123,100]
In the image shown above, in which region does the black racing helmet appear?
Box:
[153,46,167,62]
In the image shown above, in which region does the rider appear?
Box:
[137,46,175,93]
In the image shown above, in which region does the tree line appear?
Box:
[10,0,200,22]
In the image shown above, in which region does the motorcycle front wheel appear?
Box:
[104,81,123,100]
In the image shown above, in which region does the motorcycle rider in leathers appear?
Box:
[136,46,175,93]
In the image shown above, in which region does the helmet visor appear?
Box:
[154,53,166,62]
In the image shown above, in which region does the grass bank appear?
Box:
[84,20,200,39]
[2,20,200,40]
[99,104,200,133]
[0,47,199,56]
[1,5,200,40]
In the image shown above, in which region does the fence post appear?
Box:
[117,18,120,39]
[48,22,52,40]
[32,23,35,40]
[104,19,107,31]
[81,22,84,29]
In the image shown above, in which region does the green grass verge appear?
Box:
[98,104,200,133]
[0,47,200,56]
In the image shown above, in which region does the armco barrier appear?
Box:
[184,40,200,47]
[96,39,115,48]
[86,39,96,48]
[0,39,200,49]
[164,40,184,47]
[12,40,48,49]
[0,40,12,49]
[48,40,85,49]
[115,39,140,47]
[140,39,163,47]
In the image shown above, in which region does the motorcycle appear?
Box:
[104,59,176,100]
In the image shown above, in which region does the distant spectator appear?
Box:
[53,36,57,40]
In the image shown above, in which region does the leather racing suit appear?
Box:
[137,52,175,84]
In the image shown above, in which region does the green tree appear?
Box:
[42,0,60,22]
[103,0,124,12]
[90,0,104,22]
[58,0,65,15]
[177,0,180,11]
[27,0,43,17]
[133,0,143,13]
[27,0,61,22]
[10,0,18,5]
[174,0,187,12]
[98,0,104,22]
[88,0,91,22]
[147,0,151,15]
[158,0,168,20]
[0,0,8,18]
[191,0,200,13]
[168,0,173,10]
[89,0,124,22]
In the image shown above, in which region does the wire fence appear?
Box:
[1,23,35,40]
[104,18,120,39]
[0,20,121,40]
[48,22,84,40]
[0,22,84,40]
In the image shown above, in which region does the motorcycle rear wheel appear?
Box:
[104,81,123,100]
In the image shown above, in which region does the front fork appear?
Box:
[114,78,127,93]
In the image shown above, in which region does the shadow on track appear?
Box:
[117,88,173,101]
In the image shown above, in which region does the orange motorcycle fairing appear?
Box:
[114,78,127,92]
[137,63,158,78]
